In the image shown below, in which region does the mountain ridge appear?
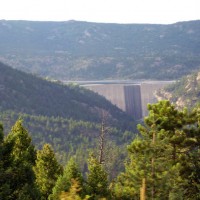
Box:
[0,20,200,80]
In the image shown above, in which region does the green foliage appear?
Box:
[157,71,200,109]
[3,119,40,199]
[33,144,63,200]
[0,123,3,143]
[0,61,131,126]
[6,119,36,163]
[59,179,89,200]
[49,157,84,200]
[113,100,200,199]
[0,123,10,199]
[86,154,109,199]
[0,111,131,176]
[0,101,199,199]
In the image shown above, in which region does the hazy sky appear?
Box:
[0,0,199,24]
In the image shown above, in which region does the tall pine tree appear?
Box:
[34,143,63,200]
[0,123,11,199]
[49,157,84,200]
[4,119,40,200]
[113,100,200,199]
[86,153,109,199]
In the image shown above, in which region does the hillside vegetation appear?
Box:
[0,111,132,166]
[0,20,200,80]
[1,101,199,199]
[1,19,200,200]
[0,62,131,125]
[0,61,133,169]
[156,71,200,109]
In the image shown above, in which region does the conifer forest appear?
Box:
[0,101,199,199]
[1,19,200,200]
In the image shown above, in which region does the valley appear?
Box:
[0,19,200,199]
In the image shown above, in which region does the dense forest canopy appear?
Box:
[0,100,199,199]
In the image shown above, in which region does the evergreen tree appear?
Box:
[0,123,10,199]
[0,123,3,147]
[86,153,109,199]
[49,157,84,200]
[113,100,200,199]
[59,179,89,200]
[3,119,40,200]
[180,107,200,199]
[34,143,63,200]
[0,122,14,200]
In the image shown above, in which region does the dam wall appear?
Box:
[83,81,173,120]
[85,84,127,112]
[124,85,142,120]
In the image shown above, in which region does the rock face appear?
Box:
[155,72,200,109]
[84,81,173,120]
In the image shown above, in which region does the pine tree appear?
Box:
[179,107,200,199]
[0,123,10,199]
[59,179,89,200]
[34,143,63,200]
[0,123,3,146]
[113,100,200,199]
[0,122,14,200]
[86,153,109,199]
[49,157,84,200]
[3,119,40,200]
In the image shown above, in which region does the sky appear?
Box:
[0,0,199,24]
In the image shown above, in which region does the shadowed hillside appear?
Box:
[0,62,131,126]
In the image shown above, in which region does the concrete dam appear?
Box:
[81,81,174,120]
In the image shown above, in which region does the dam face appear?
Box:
[82,81,173,120]
[124,85,142,119]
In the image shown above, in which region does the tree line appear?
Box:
[0,100,200,199]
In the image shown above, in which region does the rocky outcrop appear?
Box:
[155,72,200,109]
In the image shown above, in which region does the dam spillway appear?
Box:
[82,81,174,120]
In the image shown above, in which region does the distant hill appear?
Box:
[0,20,200,80]
[155,71,200,109]
[0,62,131,126]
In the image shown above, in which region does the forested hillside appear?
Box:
[0,20,200,80]
[0,61,133,172]
[0,111,132,167]
[0,62,131,126]
[156,71,200,109]
[1,101,199,199]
